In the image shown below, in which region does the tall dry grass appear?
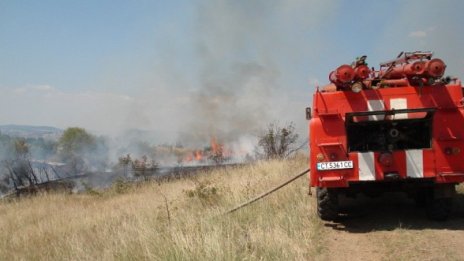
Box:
[0,156,323,260]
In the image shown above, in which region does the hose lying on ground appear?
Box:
[225,168,310,214]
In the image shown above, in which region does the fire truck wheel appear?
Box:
[425,197,452,221]
[316,187,339,221]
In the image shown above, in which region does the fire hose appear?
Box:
[225,168,310,214]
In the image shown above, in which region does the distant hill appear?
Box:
[0,125,63,140]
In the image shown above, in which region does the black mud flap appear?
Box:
[345,108,435,152]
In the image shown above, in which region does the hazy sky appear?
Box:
[1,0,463,141]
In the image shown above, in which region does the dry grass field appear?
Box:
[1,156,464,260]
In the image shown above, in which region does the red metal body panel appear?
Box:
[309,83,464,188]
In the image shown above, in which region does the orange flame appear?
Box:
[179,137,235,164]
[194,150,203,161]
[211,136,223,155]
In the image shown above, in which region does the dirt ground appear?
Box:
[314,189,464,261]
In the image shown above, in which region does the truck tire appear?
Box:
[316,187,339,221]
[426,197,452,221]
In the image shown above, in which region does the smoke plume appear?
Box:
[179,0,335,145]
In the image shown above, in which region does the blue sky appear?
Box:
[0,0,463,142]
[0,1,195,90]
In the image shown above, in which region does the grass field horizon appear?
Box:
[0,156,324,260]
[1,156,464,260]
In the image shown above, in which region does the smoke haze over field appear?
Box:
[182,1,336,145]
[0,1,463,145]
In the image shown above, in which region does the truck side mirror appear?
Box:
[306,107,312,120]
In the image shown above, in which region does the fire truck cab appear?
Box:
[308,52,464,221]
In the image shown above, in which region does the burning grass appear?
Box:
[0,155,324,260]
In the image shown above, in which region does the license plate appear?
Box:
[317,161,353,171]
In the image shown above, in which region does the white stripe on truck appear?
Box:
[367,100,385,121]
[406,149,423,178]
[358,152,376,181]
[390,98,408,119]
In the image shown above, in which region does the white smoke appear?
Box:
[180,0,338,145]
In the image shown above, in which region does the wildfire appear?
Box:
[181,136,231,165]
[210,136,223,155]
[194,150,203,161]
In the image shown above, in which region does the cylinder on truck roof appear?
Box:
[380,61,425,79]
[354,65,371,80]
[424,58,446,78]
[380,58,446,79]
[329,64,355,84]
[379,78,410,87]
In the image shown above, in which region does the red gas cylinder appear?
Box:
[354,65,371,80]
[380,61,425,79]
[329,64,355,84]
[424,58,446,78]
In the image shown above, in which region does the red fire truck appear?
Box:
[308,51,464,221]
